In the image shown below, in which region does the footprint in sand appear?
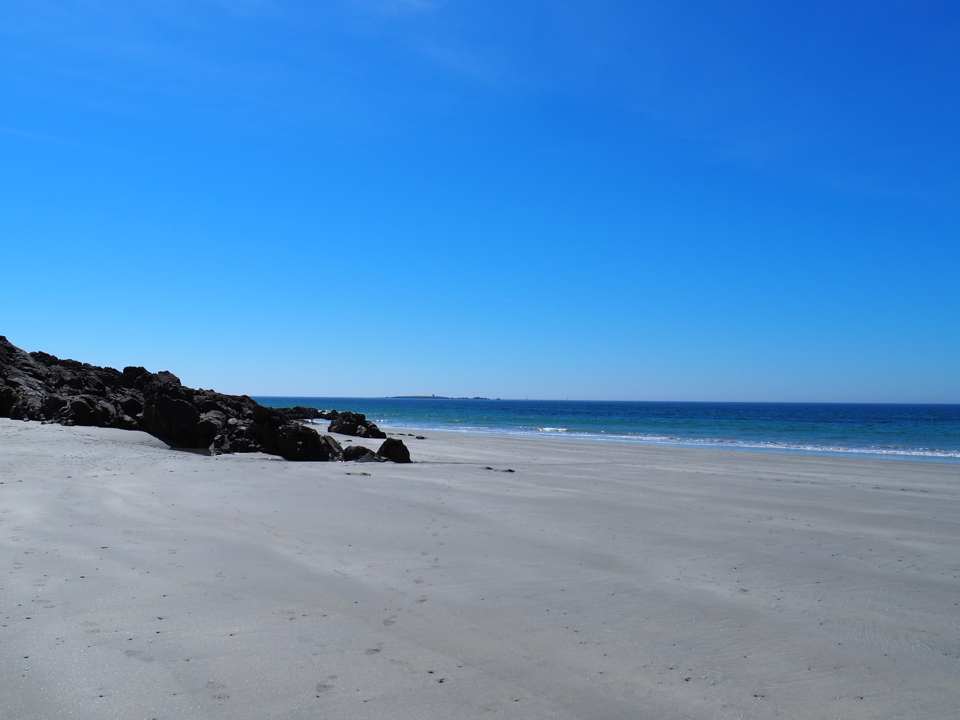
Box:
[124,649,155,663]
[206,680,229,702]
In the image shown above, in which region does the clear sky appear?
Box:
[1,1,958,402]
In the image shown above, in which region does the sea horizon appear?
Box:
[258,395,960,406]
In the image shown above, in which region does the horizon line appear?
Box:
[251,395,960,406]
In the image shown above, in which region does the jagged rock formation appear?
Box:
[327,411,387,439]
[0,336,409,463]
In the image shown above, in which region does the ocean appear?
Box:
[255,398,960,461]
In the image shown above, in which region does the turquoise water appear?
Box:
[256,398,960,461]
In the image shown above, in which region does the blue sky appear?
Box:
[1,1,958,401]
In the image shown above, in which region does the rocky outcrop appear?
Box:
[328,411,387,439]
[0,338,142,429]
[376,438,411,463]
[0,336,386,463]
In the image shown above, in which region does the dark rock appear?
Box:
[64,395,117,426]
[42,394,68,417]
[211,432,259,455]
[195,397,226,413]
[377,438,411,463]
[276,406,337,421]
[342,445,380,462]
[157,370,180,385]
[195,410,227,446]
[29,351,60,366]
[320,434,343,458]
[272,422,342,461]
[0,336,382,464]
[328,412,387,439]
[65,397,94,425]
[121,366,149,387]
[0,386,16,416]
[116,394,143,417]
[141,395,200,447]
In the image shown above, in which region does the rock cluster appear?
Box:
[327,411,387,439]
[0,336,409,463]
[339,439,412,464]
[280,406,338,421]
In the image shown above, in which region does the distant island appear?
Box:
[390,395,497,401]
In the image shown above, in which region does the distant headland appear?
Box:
[389,395,497,401]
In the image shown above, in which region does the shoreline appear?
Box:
[265,395,960,464]
[367,422,960,464]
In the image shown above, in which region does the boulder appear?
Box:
[121,366,149,387]
[141,395,201,447]
[0,386,16,416]
[272,422,342,461]
[116,394,143,417]
[377,438,411,463]
[41,394,68,418]
[276,406,331,421]
[211,431,260,455]
[343,445,380,462]
[195,410,227,446]
[64,395,117,426]
[328,412,387,439]
[155,370,181,386]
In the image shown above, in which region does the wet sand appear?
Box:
[1,418,958,719]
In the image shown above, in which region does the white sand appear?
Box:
[1,418,958,719]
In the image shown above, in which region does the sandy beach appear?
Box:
[2,418,958,719]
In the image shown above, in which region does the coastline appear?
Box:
[371,422,960,464]
[3,418,959,719]
[266,396,960,463]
